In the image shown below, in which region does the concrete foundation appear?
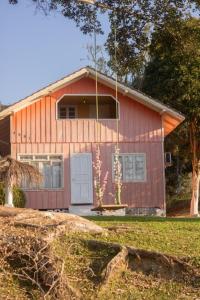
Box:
[126,207,166,217]
[69,205,97,216]
[47,206,166,217]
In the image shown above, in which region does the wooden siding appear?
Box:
[11,77,163,144]
[11,142,165,210]
[10,76,165,210]
[0,116,11,156]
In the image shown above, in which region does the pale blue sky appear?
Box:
[0,0,108,104]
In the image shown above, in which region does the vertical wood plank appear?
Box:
[46,96,51,143]
[41,98,46,142]
[35,101,41,143]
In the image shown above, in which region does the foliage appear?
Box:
[0,156,42,188]
[0,182,26,207]
[93,146,108,206]
[142,17,200,213]
[165,124,192,200]
[142,17,200,119]
[8,0,200,78]
[13,186,26,208]
[84,44,111,75]
[113,146,122,205]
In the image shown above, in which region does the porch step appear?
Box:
[69,205,97,216]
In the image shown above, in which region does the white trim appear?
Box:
[18,153,64,191]
[56,93,120,120]
[0,67,184,127]
[112,153,147,183]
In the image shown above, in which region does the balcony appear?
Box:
[57,94,119,120]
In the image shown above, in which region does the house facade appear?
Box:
[0,67,184,215]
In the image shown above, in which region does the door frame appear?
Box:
[70,152,93,205]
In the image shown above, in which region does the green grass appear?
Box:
[87,216,200,222]
[86,216,200,267]
[2,216,200,299]
[53,216,200,300]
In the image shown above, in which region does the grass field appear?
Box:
[52,216,200,300]
[86,216,200,267]
[2,216,200,299]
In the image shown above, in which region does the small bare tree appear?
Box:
[0,156,42,207]
[113,146,122,205]
[93,146,108,207]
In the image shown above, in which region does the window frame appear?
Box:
[56,94,120,121]
[112,153,147,183]
[59,105,68,119]
[18,154,64,191]
[66,105,78,119]
[59,105,78,119]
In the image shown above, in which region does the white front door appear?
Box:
[70,153,93,204]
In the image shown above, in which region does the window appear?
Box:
[59,105,77,119]
[67,106,76,119]
[19,155,63,189]
[113,153,146,182]
[59,106,67,119]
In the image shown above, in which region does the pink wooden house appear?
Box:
[0,67,184,215]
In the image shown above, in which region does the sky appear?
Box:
[0,0,108,104]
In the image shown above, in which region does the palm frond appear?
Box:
[0,156,42,187]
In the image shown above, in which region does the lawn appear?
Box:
[53,216,200,300]
[2,215,200,300]
[87,216,200,266]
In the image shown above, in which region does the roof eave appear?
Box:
[0,67,89,119]
[87,67,185,123]
[0,66,185,127]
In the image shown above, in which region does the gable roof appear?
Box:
[0,66,184,135]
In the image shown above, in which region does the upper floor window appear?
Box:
[57,95,119,120]
[59,105,77,119]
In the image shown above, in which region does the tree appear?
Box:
[142,17,200,216]
[8,0,200,78]
[0,156,42,207]
[83,43,112,75]
[164,124,192,209]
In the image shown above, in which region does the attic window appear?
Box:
[57,95,119,120]
[59,105,77,119]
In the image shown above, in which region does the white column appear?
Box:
[5,185,14,207]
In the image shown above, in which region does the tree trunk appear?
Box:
[189,122,200,217]
[5,185,14,207]
[190,167,200,216]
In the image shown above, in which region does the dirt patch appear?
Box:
[86,240,200,288]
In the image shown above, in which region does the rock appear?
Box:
[0,206,105,234]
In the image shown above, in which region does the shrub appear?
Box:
[13,186,26,208]
[0,183,26,208]
[0,182,5,206]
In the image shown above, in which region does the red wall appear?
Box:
[10,77,165,210]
